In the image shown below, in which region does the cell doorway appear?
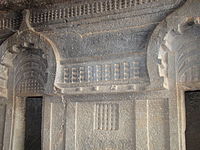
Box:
[25,97,43,150]
[185,91,200,150]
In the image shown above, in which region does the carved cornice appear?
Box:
[29,0,185,28]
[0,0,185,33]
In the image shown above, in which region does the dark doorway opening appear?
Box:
[25,97,42,150]
[185,90,200,150]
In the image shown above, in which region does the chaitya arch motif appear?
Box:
[147,3,200,148]
[0,11,61,98]
[147,16,200,89]
[13,42,48,96]
[1,1,200,150]
[0,10,62,150]
[164,17,200,86]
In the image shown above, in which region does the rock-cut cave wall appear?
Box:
[0,0,200,150]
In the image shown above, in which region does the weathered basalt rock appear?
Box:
[0,0,200,150]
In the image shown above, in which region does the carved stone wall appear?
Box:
[0,28,58,97]
[0,102,6,149]
[0,64,8,97]
[0,0,200,150]
[164,18,200,85]
[13,42,48,96]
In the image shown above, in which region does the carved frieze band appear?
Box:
[63,55,148,84]
[0,17,20,30]
[30,0,176,26]
[0,12,21,31]
[64,60,141,84]
[0,0,183,32]
[59,55,149,94]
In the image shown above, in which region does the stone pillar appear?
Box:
[12,97,25,150]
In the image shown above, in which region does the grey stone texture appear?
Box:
[0,0,199,150]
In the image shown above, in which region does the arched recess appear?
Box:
[147,5,200,148]
[0,28,61,150]
[162,18,200,150]
[146,20,169,90]
[0,29,61,97]
[163,18,200,86]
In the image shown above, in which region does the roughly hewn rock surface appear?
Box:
[0,0,200,150]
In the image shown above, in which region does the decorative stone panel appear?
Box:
[163,17,200,85]
[94,103,119,131]
[68,101,135,150]
[58,54,150,94]
[0,14,21,31]
[63,57,144,84]
[13,42,48,96]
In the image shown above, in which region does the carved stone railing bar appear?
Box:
[29,0,184,27]
[0,0,185,36]
[63,56,147,84]
[0,16,21,31]
[57,53,149,94]
[0,11,22,31]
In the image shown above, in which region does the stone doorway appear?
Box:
[25,97,42,150]
[185,91,200,150]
